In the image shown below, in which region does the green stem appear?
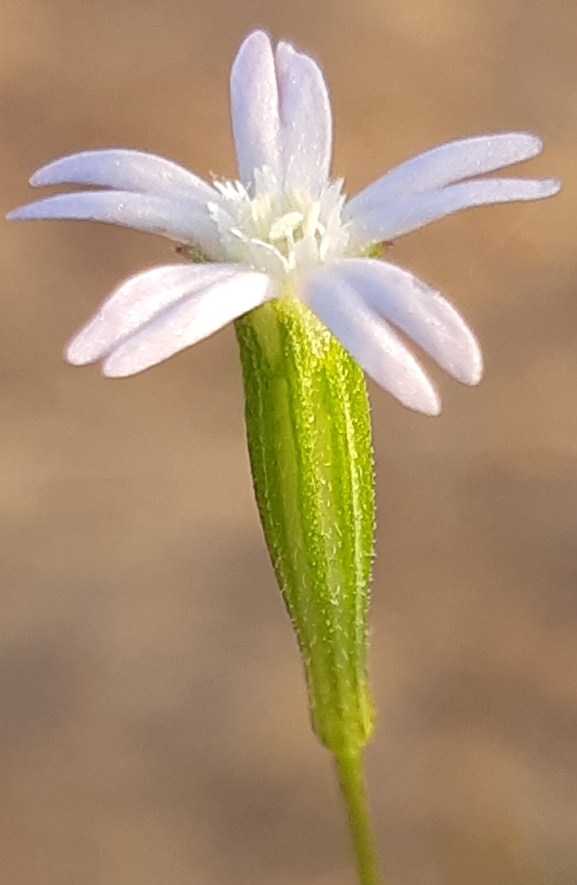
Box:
[335,749,383,885]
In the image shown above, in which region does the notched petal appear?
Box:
[332,258,483,386]
[302,268,441,415]
[66,264,240,365]
[102,271,274,377]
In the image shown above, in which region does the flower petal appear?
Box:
[275,41,332,195]
[102,270,274,377]
[230,30,281,193]
[348,177,561,245]
[302,268,440,415]
[332,258,482,384]
[7,191,221,254]
[346,132,545,213]
[67,263,241,364]
[29,149,219,203]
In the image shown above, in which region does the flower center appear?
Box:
[209,175,350,279]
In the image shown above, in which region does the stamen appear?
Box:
[269,211,304,241]
[209,174,350,279]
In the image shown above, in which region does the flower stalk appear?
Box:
[336,749,383,885]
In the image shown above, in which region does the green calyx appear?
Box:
[235,293,375,755]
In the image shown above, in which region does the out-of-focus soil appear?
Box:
[1,1,576,883]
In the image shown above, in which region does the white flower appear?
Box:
[7,30,560,415]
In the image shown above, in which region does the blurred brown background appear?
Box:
[1,0,576,883]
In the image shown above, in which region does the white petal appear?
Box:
[230,30,280,192]
[67,263,240,364]
[275,41,332,194]
[29,150,219,203]
[7,191,221,254]
[346,132,544,213]
[348,177,561,245]
[102,270,274,376]
[302,268,440,415]
[332,259,483,384]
